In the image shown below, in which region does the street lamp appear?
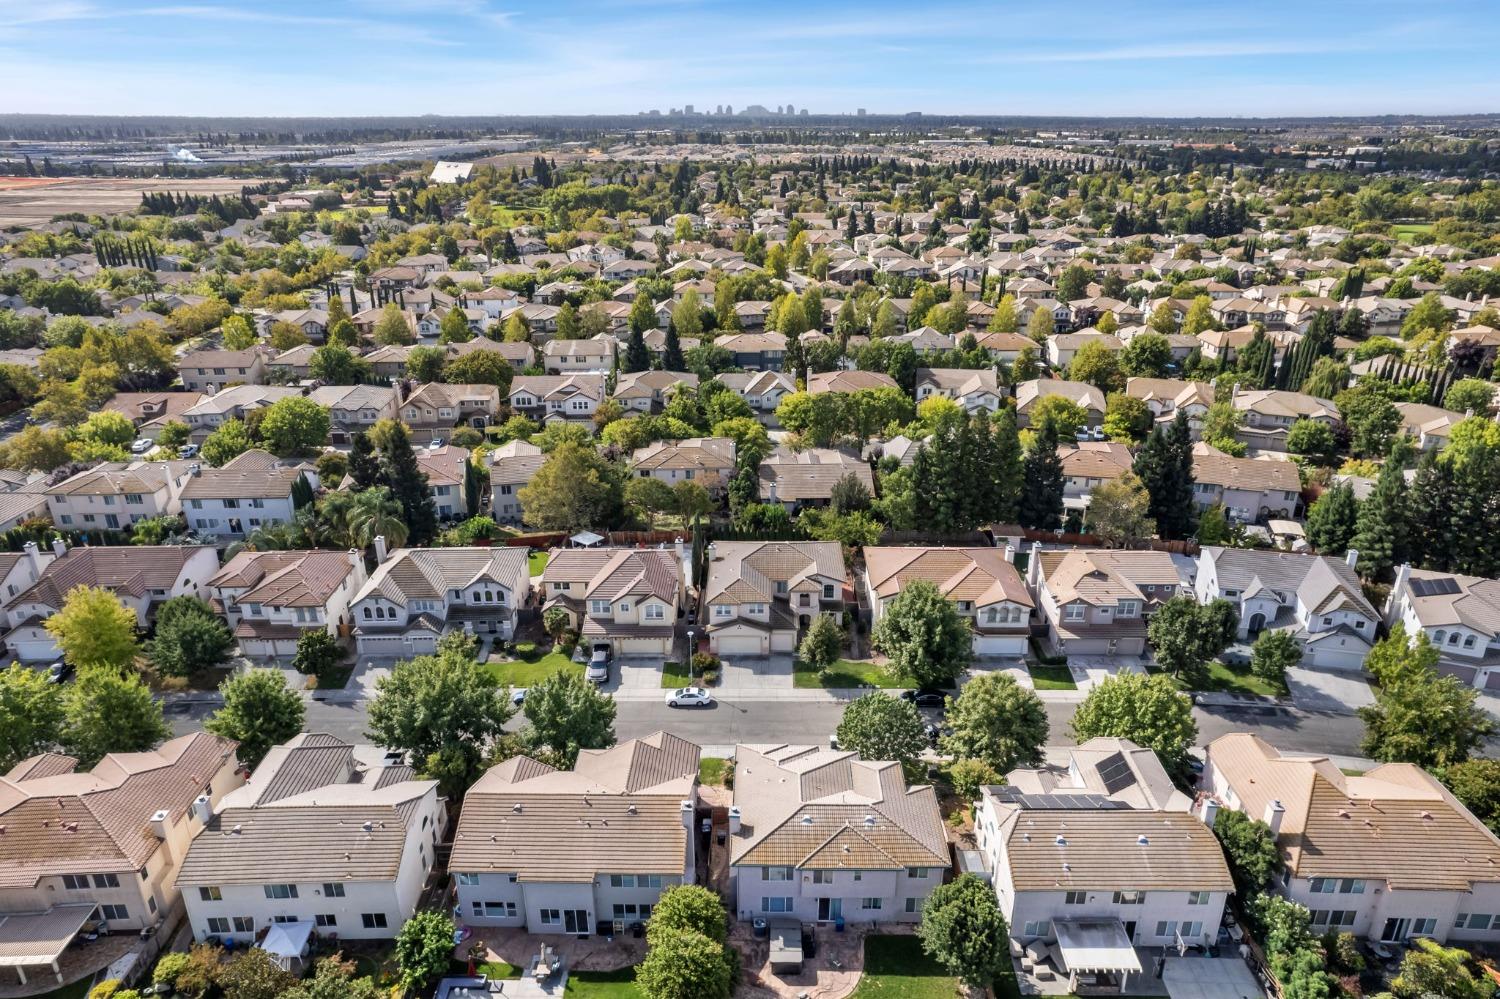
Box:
[687,629,696,679]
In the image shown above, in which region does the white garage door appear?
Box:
[1306,644,1367,671]
[12,637,58,663]
[972,635,1026,656]
[358,635,411,656]
[716,635,763,655]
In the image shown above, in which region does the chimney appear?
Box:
[680,800,694,829]
[191,794,212,825]
[728,806,742,835]
[1003,543,1016,564]
[707,542,719,562]
[51,536,66,558]
[374,535,389,564]
[1263,799,1285,838]
[1344,548,1359,569]
[675,536,685,559]
[1230,382,1241,401]
[23,540,40,576]
[1200,799,1220,828]
[189,463,201,477]
[349,548,361,570]
[149,808,170,840]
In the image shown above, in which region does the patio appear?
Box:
[0,926,138,998]
[456,926,645,974]
[732,921,889,999]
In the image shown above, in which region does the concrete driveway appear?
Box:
[1286,666,1375,714]
[1067,655,1149,693]
[718,654,794,690]
[612,655,665,691]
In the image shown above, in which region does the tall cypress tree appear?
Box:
[623,328,651,373]
[1133,411,1195,539]
[1018,425,1065,531]
[1408,451,1456,571]
[378,423,439,545]
[348,431,385,490]
[662,322,685,371]
[991,408,1024,525]
[1351,436,1411,581]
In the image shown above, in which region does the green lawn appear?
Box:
[483,640,581,686]
[850,936,963,999]
[1392,222,1434,243]
[528,550,549,575]
[661,661,692,688]
[314,662,355,690]
[1147,659,1286,698]
[479,960,521,979]
[31,980,92,999]
[1028,664,1078,690]
[699,757,729,786]
[792,658,901,688]
[566,967,640,999]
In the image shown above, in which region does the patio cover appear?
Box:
[768,919,803,973]
[569,531,604,547]
[0,904,96,984]
[1053,919,1143,975]
[257,920,314,971]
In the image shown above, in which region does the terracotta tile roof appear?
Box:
[15,545,214,610]
[759,447,874,503]
[181,465,302,500]
[1036,548,1182,606]
[863,547,1032,608]
[1058,442,1132,480]
[996,809,1232,893]
[631,437,735,472]
[210,550,360,608]
[1190,443,1301,492]
[358,546,530,608]
[703,541,846,605]
[806,370,899,394]
[541,548,682,606]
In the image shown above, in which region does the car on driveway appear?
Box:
[510,689,526,706]
[130,438,154,454]
[665,686,713,708]
[179,443,199,458]
[901,688,948,709]
[45,661,73,684]
[586,648,610,685]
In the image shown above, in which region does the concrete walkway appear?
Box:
[1286,666,1375,714]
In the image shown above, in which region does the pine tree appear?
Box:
[623,328,651,374]
[990,408,1023,525]
[1018,425,1064,531]
[1306,483,1360,555]
[1351,436,1411,581]
[1408,451,1456,571]
[1132,412,1195,539]
[348,431,385,490]
[662,322,685,371]
[377,423,438,544]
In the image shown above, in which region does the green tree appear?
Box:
[365,635,515,796]
[939,672,1048,773]
[393,911,456,993]
[1182,295,1216,335]
[0,425,72,472]
[0,664,65,772]
[672,289,704,340]
[1148,300,1180,335]
[1069,340,1123,392]
[1071,672,1198,773]
[1085,471,1153,545]
[1351,436,1411,580]
[1286,419,1338,465]
[1400,291,1453,339]
[798,612,843,672]
[292,630,343,679]
[626,476,676,530]
[220,314,258,350]
[989,295,1018,333]
[443,350,514,391]
[917,874,1012,989]
[373,303,414,345]
[1440,759,1500,835]
[521,669,617,768]
[1211,808,1281,895]
[63,666,170,767]
[1147,595,1236,687]
[201,418,255,467]
[405,345,446,382]
[45,584,138,670]
[1103,392,1153,443]
[1250,630,1301,688]
[1026,306,1055,341]
[205,669,305,770]
[1017,425,1064,530]
[835,693,927,773]
[518,441,624,532]
[1305,483,1359,555]
[1358,629,1493,768]
[438,307,473,344]
[1392,938,1490,999]
[214,948,297,999]
[648,885,727,946]
[1133,411,1196,539]
[1444,378,1495,415]
[147,600,233,678]
[374,420,439,545]
[258,397,329,456]
[871,580,973,687]
[1120,332,1172,377]
[636,929,734,999]
[308,344,369,384]
[279,955,383,999]
[948,758,1001,801]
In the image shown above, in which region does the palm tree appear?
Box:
[345,486,410,550]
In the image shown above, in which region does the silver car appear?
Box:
[586,648,610,684]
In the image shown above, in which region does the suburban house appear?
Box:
[103,391,207,436]
[1194,547,1378,670]
[208,549,368,659]
[974,739,1232,989]
[862,546,1033,656]
[716,332,787,370]
[1015,380,1107,431]
[177,348,269,394]
[178,734,445,944]
[399,383,502,443]
[415,445,473,520]
[5,543,221,662]
[509,375,607,425]
[806,370,900,395]
[1393,402,1465,452]
[1384,565,1500,689]
[0,543,55,626]
[540,547,684,658]
[728,744,947,925]
[350,543,531,656]
[717,370,794,416]
[182,386,307,442]
[1027,548,1188,657]
[1203,733,1500,946]
[1189,443,1302,521]
[1230,389,1340,453]
[45,459,198,530]
[182,463,305,539]
[758,447,875,510]
[613,370,699,413]
[1058,443,1133,514]
[630,437,735,496]
[702,541,847,656]
[450,733,700,935]
[0,733,242,986]
[914,368,1005,414]
[489,440,546,524]
[307,384,400,446]
[1123,378,1216,434]
[542,338,616,374]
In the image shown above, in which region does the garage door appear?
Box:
[12,638,58,663]
[973,635,1025,656]
[358,635,410,656]
[716,635,764,655]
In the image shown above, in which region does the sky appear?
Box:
[2,0,1499,118]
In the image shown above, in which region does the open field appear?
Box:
[0,175,270,228]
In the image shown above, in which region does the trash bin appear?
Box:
[753,918,769,938]
[834,916,845,933]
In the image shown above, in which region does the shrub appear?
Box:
[691,652,720,677]
[949,758,1001,801]
[89,981,121,999]
[153,952,191,988]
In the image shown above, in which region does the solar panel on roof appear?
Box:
[990,787,1127,810]
[1410,577,1461,598]
[1095,752,1136,795]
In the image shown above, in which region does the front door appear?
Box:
[817,898,842,922]
[1124,921,1136,943]
[1381,918,1409,943]
[563,909,589,934]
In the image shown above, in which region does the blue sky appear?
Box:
[2,0,1499,118]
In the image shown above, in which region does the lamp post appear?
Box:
[687,629,696,679]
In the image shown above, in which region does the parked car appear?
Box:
[901,688,948,709]
[586,648,610,684]
[665,686,713,708]
[45,660,72,685]
[427,438,445,449]
[130,438,153,454]
[179,443,199,458]
[510,689,526,706]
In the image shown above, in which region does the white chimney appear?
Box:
[675,536,685,559]
[728,806,742,835]
[1264,799,1285,838]
[349,548,361,569]
[191,794,212,825]
[22,540,40,576]
[374,535,389,564]
[707,542,719,562]
[149,808,170,840]
[1391,563,1413,611]
[1200,799,1220,829]
[680,800,694,829]
[1345,548,1359,569]
[51,536,66,558]
[1003,543,1016,564]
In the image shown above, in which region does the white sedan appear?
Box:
[665,686,714,708]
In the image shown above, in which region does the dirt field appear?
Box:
[0,176,271,229]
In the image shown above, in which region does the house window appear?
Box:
[1064,891,1087,905]
[1112,891,1142,905]
[1412,917,1437,936]
[644,604,665,621]
[199,887,222,901]
[207,917,231,934]
[362,913,389,930]
[264,884,298,899]
[477,902,517,919]
[1337,879,1365,894]
[861,898,883,911]
[125,494,143,505]
[93,873,120,889]
[609,875,636,888]
[540,909,561,926]
[1187,892,1210,905]
[906,868,931,879]
[62,875,89,890]
[1456,913,1493,931]
[713,604,732,618]
[457,874,480,886]
[1022,920,1049,937]
[638,875,664,888]
[100,904,129,921]
[775,581,788,595]
[762,898,793,913]
[823,584,835,599]
[1064,603,1086,622]
[762,866,794,882]
[323,883,345,898]
[1309,878,1336,894]
[1155,921,1177,939]
[1117,601,1140,619]
[812,871,833,885]
[1180,921,1203,939]
[316,914,337,927]
[233,916,254,933]
[590,600,610,615]
[905,898,920,913]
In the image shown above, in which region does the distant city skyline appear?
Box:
[2,0,1499,117]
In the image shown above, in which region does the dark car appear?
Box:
[45,661,73,685]
[902,688,948,709]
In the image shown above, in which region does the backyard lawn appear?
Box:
[850,935,964,999]
[483,640,581,686]
[566,967,639,999]
[699,757,730,786]
[1028,664,1077,690]
[792,658,901,688]
[31,980,92,999]
[528,550,549,575]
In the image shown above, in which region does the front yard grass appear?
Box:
[792,658,901,689]
[699,757,729,786]
[851,935,964,999]
[661,660,692,688]
[482,640,581,686]
[1149,659,1287,698]
[313,662,355,690]
[566,967,639,999]
[1027,664,1078,690]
